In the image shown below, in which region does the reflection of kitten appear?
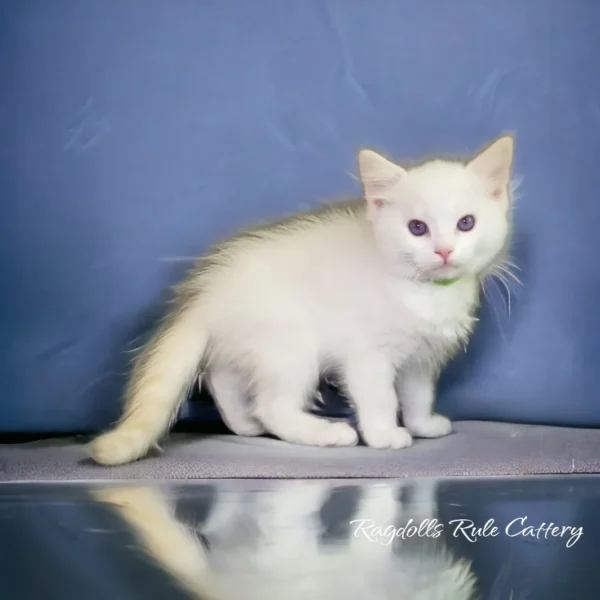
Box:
[90,136,515,466]
[95,481,477,600]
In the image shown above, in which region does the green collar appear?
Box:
[432,277,461,287]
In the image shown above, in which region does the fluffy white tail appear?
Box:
[93,487,217,599]
[89,298,207,466]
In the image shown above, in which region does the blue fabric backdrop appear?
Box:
[2,0,599,432]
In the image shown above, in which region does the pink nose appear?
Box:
[434,248,453,263]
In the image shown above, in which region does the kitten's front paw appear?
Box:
[406,414,452,439]
[362,426,413,450]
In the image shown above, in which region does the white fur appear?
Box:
[94,480,477,600]
[89,136,514,465]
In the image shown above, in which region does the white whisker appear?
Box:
[488,275,509,316]
[498,265,522,286]
[496,273,512,316]
[502,259,521,272]
[482,277,508,344]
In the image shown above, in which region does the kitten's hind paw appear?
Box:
[227,419,266,437]
[319,421,359,447]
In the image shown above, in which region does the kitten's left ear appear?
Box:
[467,135,514,200]
[358,149,407,211]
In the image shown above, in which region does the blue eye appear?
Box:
[457,215,475,232]
[408,220,428,236]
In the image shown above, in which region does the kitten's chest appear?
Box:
[405,281,477,326]
[387,278,480,353]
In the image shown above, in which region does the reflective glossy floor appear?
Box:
[1,476,600,599]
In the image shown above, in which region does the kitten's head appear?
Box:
[358,136,514,281]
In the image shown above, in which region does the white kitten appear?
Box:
[90,136,514,466]
[94,481,477,600]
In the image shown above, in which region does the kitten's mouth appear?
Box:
[429,264,461,279]
[432,264,457,274]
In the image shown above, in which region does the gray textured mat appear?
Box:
[2,421,600,482]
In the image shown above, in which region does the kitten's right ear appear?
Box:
[358,149,407,211]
